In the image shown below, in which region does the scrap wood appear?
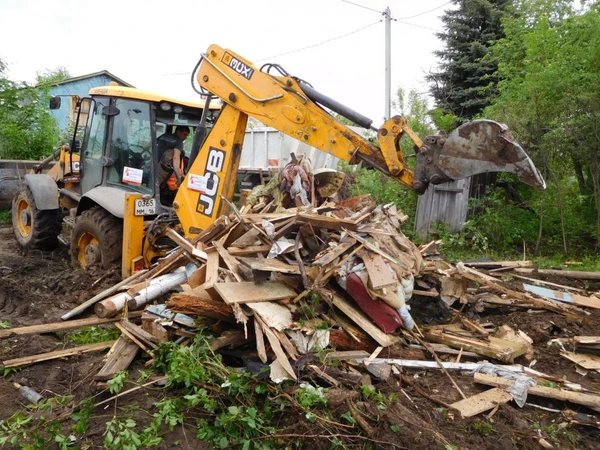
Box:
[496,325,534,361]
[165,228,207,261]
[455,263,584,319]
[329,293,400,347]
[121,316,163,347]
[227,244,271,256]
[561,352,600,371]
[214,281,296,304]
[312,240,357,267]
[460,317,490,338]
[238,256,301,274]
[166,293,235,322]
[573,336,600,346]
[450,388,513,418]
[0,311,143,339]
[419,240,442,255]
[229,227,262,248]
[245,302,292,332]
[474,372,600,412]
[253,314,296,380]
[412,288,440,297]
[523,284,600,310]
[1,341,115,369]
[424,325,527,363]
[254,318,267,363]
[464,260,534,269]
[344,229,408,269]
[358,250,398,290]
[94,336,140,381]
[115,323,153,354]
[514,268,600,280]
[213,242,244,282]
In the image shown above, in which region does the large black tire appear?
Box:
[12,186,62,250]
[70,207,123,269]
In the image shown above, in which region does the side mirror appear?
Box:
[101,104,120,117]
[49,96,61,110]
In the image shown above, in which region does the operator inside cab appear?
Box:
[157,125,190,206]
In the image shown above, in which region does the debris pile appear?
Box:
[3,167,600,427]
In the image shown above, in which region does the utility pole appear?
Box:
[384,6,391,120]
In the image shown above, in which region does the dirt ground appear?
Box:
[0,223,599,449]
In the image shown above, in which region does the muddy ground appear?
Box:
[0,223,599,449]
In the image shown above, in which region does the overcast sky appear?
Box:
[0,0,451,125]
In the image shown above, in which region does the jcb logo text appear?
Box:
[197,148,225,216]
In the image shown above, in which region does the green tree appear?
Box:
[0,59,60,160]
[35,66,70,87]
[485,0,600,252]
[428,0,512,120]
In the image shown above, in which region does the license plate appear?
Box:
[134,198,156,216]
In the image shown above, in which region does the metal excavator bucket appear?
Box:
[412,120,546,194]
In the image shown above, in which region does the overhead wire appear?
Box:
[159,1,449,77]
[255,20,381,62]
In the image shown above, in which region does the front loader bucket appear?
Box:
[437,120,546,189]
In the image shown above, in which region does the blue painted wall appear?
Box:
[48,74,121,134]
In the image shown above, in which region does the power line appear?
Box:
[341,0,452,21]
[341,0,382,14]
[395,1,453,20]
[255,20,381,62]
[394,20,440,33]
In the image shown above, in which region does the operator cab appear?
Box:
[71,86,220,215]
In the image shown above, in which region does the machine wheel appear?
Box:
[11,186,62,250]
[71,207,123,269]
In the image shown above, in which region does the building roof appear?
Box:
[47,70,135,88]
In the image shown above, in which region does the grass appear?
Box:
[66,326,120,345]
[0,209,11,225]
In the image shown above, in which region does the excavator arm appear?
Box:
[174,44,545,236]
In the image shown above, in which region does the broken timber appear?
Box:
[1,341,115,369]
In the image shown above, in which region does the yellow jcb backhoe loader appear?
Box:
[12,45,545,278]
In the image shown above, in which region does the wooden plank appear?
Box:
[345,230,408,269]
[166,228,208,260]
[312,240,356,267]
[359,250,398,290]
[330,293,400,347]
[514,268,600,280]
[464,261,534,269]
[254,314,297,380]
[474,372,600,412]
[1,341,115,368]
[227,245,271,256]
[114,323,152,354]
[424,326,527,363]
[188,264,207,289]
[214,242,244,281]
[450,388,513,418]
[238,256,301,275]
[254,317,268,363]
[523,284,600,310]
[229,228,262,248]
[297,214,365,231]
[0,312,142,339]
[94,336,140,381]
[120,320,160,347]
[245,301,293,331]
[573,336,600,345]
[214,281,296,305]
[324,350,370,362]
[561,351,600,370]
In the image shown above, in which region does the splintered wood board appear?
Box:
[359,250,397,290]
[94,337,139,381]
[238,257,301,274]
[214,281,296,304]
[562,351,600,370]
[450,388,513,418]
